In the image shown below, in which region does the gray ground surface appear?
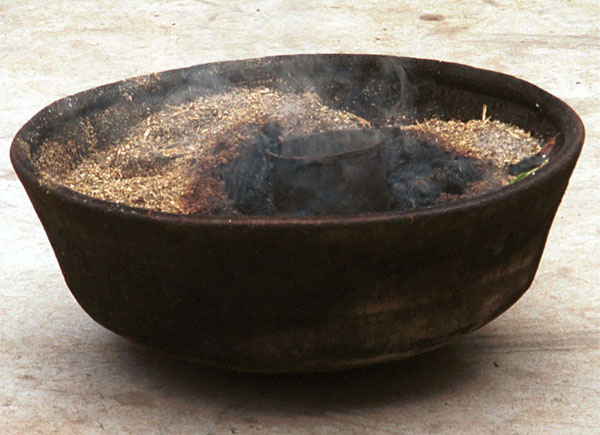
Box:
[1,1,598,433]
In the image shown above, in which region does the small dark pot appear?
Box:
[267,129,389,215]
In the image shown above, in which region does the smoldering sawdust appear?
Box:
[34,86,542,215]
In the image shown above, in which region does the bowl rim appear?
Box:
[10,54,586,228]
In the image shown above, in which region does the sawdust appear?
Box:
[404,117,542,172]
[34,87,543,215]
[37,87,370,214]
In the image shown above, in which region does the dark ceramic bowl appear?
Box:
[10,55,584,372]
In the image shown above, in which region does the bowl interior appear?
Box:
[11,54,582,222]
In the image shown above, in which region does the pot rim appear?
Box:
[10,54,585,228]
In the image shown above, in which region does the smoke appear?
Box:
[217,56,424,216]
[210,56,485,216]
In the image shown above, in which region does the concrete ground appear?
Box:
[1,1,598,433]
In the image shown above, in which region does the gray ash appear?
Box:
[386,131,487,210]
[222,123,280,215]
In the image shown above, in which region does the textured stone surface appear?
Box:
[1,1,598,433]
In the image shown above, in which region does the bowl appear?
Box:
[10,54,584,372]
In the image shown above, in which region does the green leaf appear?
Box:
[508,167,540,185]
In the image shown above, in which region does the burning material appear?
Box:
[407,118,542,172]
[385,128,488,210]
[34,86,543,216]
[224,128,390,216]
[224,126,494,215]
[36,87,370,214]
